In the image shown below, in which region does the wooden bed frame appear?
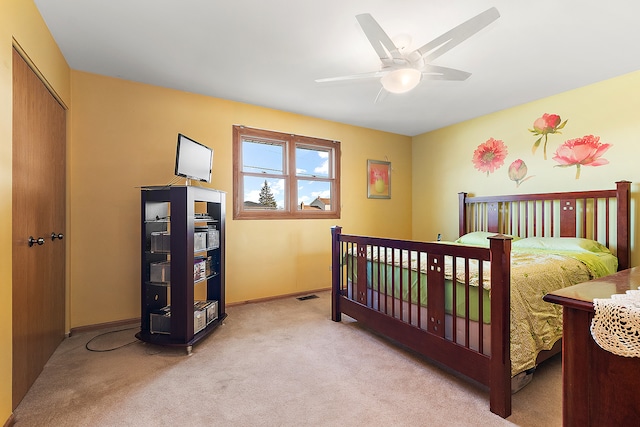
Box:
[330,181,630,418]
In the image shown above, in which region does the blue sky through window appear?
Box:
[242,140,331,208]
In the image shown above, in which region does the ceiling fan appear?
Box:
[316,7,500,101]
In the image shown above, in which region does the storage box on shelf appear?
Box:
[150,261,171,283]
[150,300,218,335]
[194,300,219,325]
[208,227,220,249]
[150,231,171,253]
[149,257,212,284]
[194,227,208,252]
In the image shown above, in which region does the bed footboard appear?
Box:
[331,226,513,417]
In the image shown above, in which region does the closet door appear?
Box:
[12,47,66,409]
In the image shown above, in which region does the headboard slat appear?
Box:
[560,199,576,237]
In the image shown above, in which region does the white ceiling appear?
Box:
[34,0,640,137]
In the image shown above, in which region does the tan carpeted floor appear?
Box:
[13,291,561,426]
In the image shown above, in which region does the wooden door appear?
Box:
[12,48,66,409]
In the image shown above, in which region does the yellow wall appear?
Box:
[0,0,71,422]
[69,71,413,326]
[412,70,640,266]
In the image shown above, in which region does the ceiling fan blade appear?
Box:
[421,65,471,81]
[374,87,389,104]
[415,7,500,63]
[355,13,404,64]
[315,70,387,83]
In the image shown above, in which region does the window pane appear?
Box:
[297,180,331,210]
[242,139,284,174]
[296,146,329,178]
[242,176,285,210]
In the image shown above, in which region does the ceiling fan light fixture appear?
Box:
[381,68,422,94]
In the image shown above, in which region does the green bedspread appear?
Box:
[345,246,617,375]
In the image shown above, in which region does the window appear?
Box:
[233,125,341,219]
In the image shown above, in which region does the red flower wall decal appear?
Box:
[508,159,533,187]
[552,135,611,179]
[472,138,508,176]
[529,113,567,160]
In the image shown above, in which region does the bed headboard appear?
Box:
[458,181,631,270]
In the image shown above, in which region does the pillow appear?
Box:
[454,231,520,247]
[512,237,611,254]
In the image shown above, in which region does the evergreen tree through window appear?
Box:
[258,180,277,208]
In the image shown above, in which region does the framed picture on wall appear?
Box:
[367,159,391,199]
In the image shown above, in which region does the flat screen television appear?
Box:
[174,133,213,183]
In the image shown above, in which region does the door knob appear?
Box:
[28,236,45,247]
[51,232,64,241]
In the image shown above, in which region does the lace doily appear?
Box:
[590,289,640,357]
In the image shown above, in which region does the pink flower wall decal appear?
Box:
[552,135,611,179]
[507,159,533,187]
[529,113,568,160]
[472,138,508,176]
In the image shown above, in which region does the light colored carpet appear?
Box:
[13,291,561,426]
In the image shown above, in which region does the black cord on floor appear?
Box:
[85,326,140,352]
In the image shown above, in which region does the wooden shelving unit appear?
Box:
[136,185,226,354]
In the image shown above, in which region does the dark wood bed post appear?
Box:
[331,226,342,322]
[616,180,631,271]
[488,234,512,418]
[458,192,468,236]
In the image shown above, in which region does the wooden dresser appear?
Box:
[544,267,640,426]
